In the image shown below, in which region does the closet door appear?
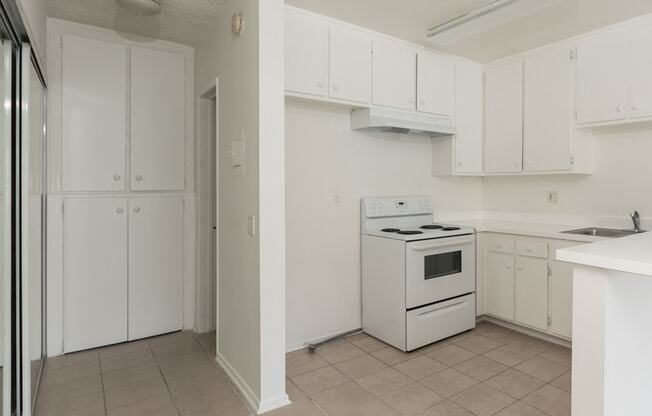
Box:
[63,198,128,353]
[128,197,184,340]
[130,47,186,191]
[62,35,127,192]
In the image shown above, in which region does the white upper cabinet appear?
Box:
[130,46,186,191]
[523,46,573,172]
[629,20,652,119]
[484,60,523,173]
[372,38,417,111]
[576,28,629,124]
[285,9,329,97]
[454,61,483,174]
[62,36,127,192]
[329,25,372,103]
[417,51,455,117]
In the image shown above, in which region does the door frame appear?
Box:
[196,79,218,343]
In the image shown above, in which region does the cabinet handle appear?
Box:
[133,207,141,213]
[331,84,339,91]
[517,265,524,271]
[316,81,324,88]
[505,264,512,269]
[135,175,143,181]
[457,162,462,167]
[632,105,639,111]
[526,248,532,252]
[113,174,121,181]
[116,208,124,214]
[496,244,502,249]
[616,106,624,113]
[419,100,425,106]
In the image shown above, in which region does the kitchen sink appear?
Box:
[561,227,644,238]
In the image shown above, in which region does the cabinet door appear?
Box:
[550,261,573,338]
[417,52,455,117]
[485,252,514,320]
[130,46,186,191]
[630,21,652,119]
[128,197,184,340]
[484,60,523,173]
[285,9,329,97]
[62,36,127,192]
[63,198,128,352]
[454,61,483,174]
[524,46,573,172]
[372,38,416,110]
[514,257,549,331]
[576,28,629,124]
[329,25,372,103]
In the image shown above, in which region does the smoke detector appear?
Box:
[116,0,162,15]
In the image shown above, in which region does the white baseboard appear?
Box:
[478,315,572,348]
[215,351,290,415]
[286,326,362,353]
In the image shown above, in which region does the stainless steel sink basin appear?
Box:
[561,227,645,238]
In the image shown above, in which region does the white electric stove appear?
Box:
[361,196,476,352]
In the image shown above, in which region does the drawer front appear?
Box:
[487,235,515,254]
[549,240,583,260]
[406,294,476,351]
[516,239,549,258]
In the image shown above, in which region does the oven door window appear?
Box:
[424,250,462,280]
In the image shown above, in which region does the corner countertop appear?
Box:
[556,231,652,276]
[448,219,605,243]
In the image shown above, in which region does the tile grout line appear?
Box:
[99,350,108,416]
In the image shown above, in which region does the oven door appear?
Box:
[405,234,475,309]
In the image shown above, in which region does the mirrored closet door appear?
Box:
[21,44,46,416]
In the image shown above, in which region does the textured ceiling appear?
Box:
[286,0,652,62]
[47,0,228,45]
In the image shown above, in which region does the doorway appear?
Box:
[197,80,218,339]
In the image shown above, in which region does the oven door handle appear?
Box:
[408,235,474,252]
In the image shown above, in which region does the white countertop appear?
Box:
[557,231,652,276]
[448,219,604,243]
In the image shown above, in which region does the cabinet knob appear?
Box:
[135,175,143,181]
[526,248,532,252]
[632,105,639,111]
[496,244,502,249]
[331,84,339,91]
[116,208,124,214]
[616,106,624,113]
[316,81,324,88]
[517,265,524,271]
[113,174,121,181]
[133,207,141,213]
[419,100,425,106]
[457,162,462,167]
[505,264,512,269]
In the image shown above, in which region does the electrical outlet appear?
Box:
[247,215,256,236]
[547,191,558,203]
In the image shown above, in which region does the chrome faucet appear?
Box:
[631,211,641,232]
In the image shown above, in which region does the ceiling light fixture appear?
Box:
[427,0,564,45]
[115,0,162,16]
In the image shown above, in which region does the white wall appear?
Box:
[285,100,482,350]
[483,125,652,221]
[17,0,47,68]
[195,0,287,412]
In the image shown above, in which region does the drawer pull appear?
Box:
[417,300,469,320]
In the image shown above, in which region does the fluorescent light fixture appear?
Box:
[427,0,565,45]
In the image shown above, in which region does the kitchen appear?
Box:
[2,0,652,415]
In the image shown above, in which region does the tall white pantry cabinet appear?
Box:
[47,19,195,354]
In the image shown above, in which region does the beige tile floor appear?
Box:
[278,321,571,416]
[35,321,571,416]
[35,330,249,416]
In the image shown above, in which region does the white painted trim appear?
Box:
[215,352,291,415]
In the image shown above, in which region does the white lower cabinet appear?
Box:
[514,257,549,331]
[128,197,184,340]
[485,252,515,321]
[63,196,184,352]
[549,261,573,338]
[63,198,129,353]
[484,233,579,340]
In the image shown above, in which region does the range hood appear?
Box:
[350,107,455,137]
